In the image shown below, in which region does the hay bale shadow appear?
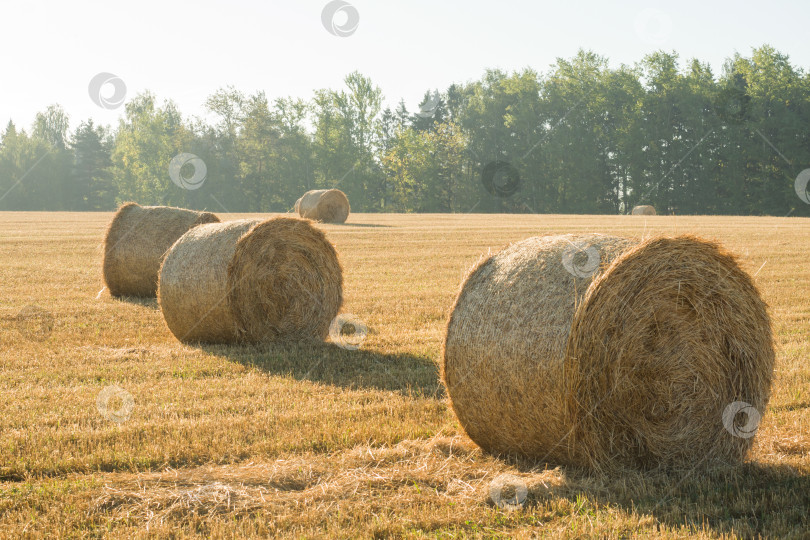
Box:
[503,460,808,537]
[112,296,159,309]
[200,342,442,397]
[329,222,392,228]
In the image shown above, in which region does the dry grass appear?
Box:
[0,212,808,538]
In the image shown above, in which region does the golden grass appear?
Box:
[0,212,808,538]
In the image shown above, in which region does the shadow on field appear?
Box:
[201,342,443,398]
[334,222,392,228]
[112,296,159,309]
[509,459,809,538]
[769,400,810,413]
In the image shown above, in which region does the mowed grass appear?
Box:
[0,211,808,538]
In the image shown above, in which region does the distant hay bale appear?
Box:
[103,203,220,297]
[294,189,350,224]
[442,234,774,470]
[158,217,343,344]
[632,205,656,215]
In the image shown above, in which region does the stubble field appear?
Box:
[0,211,808,538]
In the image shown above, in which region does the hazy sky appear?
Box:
[2,0,808,132]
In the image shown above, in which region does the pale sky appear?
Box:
[1,0,808,133]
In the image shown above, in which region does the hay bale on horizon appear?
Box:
[442,234,774,470]
[158,217,343,344]
[632,205,656,215]
[294,189,350,224]
[103,203,220,298]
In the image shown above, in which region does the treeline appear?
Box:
[1,45,809,215]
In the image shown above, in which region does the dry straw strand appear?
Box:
[294,189,351,224]
[103,203,220,297]
[442,234,774,471]
[158,216,343,344]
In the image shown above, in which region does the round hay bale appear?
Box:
[631,205,656,215]
[103,203,220,297]
[565,236,774,469]
[158,217,343,344]
[442,234,774,470]
[442,234,633,466]
[294,189,350,224]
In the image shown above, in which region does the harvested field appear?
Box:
[0,212,808,538]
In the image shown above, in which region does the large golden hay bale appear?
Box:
[294,189,350,224]
[632,205,656,215]
[103,203,220,297]
[158,217,343,344]
[442,234,774,470]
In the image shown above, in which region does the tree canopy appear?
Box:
[2,46,809,215]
